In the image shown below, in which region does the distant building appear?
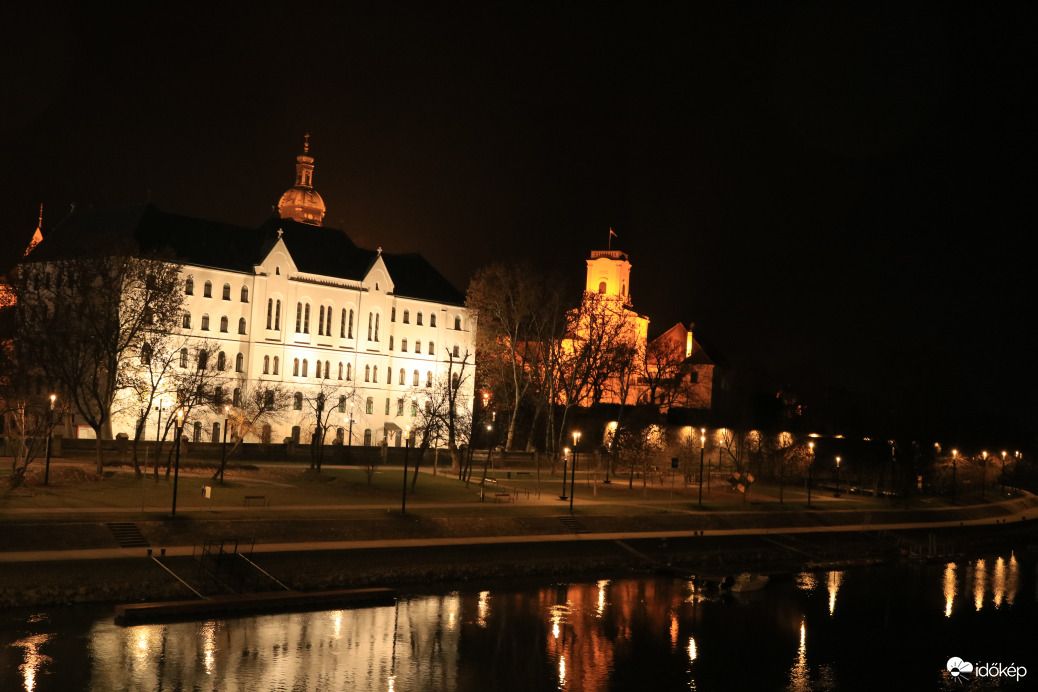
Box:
[19,138,476,447]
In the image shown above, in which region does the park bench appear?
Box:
[493,492,515,503]
[243,495,268,507]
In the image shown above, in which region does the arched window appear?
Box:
[222,283,231,300]
[318,306,325,335]
[338,396,346,413]
[325,307,332,336]
[386,367,391,384]
[141,343,152,365]
[346,363,352,380]
[235,353,244,372]
[239,317,247,334]
[397,399,404,416]
[453,344,460,358]
[367,313,373,340]
[294,392,303,410]
[204,281,212,297]
[348,309,354,338]
[375,313,380,341]
[180,348,188,368]
[415,340,421,354]
[401,338,408,352]
[217,351,226,370]
[193,421,202,442]
[185,276,194,295]
[266,299,273,329]
[293,358,300,377]
[304,303,310,333]
[430,313,437,328]
[364,365,370,382]
[241,286,249,303]
[372,366,378,383]
[413,369,420,386]
[365,397,373,414]
[391,307,396,322]
[389,336,394,350]
[363,428,372,446]
[403,309,410,324]
[338,362,343,380]
[183,312,191,329]
[214,386,224,406]
[426,371,433,387]
[385,397,390,415]
[416,311,423,326]
[340,308,346,338]
[296,303,302,332]
[599,281,607,294]
[315,361,322,379]
[263,355,270,374]
[399,368,406,385]
[452,373,460,389]
[275,300,281,330]
[428,341,435,355]
[302,358,308,377]
[197,349,208,370]
[233,388,242,406]
[220,316,228,332]
[454,316,462,330]
[201,314,210,331]
[273,356,279,375]
[325,360,331,379]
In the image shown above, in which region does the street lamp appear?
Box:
[570,432,581,513]
[171,409,184,517]
[701,428,709,493]
[807,442,814,507]
[347,400,355,464]
[44,394,56,486]
[951,449,958,498]
[981,451,988,501]
[220,405,229,482]
[401,424,411,515]
[834,456,842,498]
[560,448,570,500]
[697,431,706,508]
[1001,451,1007,497]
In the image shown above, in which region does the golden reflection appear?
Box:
[559,654,567,687]
[789,619,809,691]
[388,674,396,692]
[827,571,843,616]
[477,590,490,627]
[596,579,609,617]
[13,633,52,692]
[795,571,817,592]
[550,604,567,640]
[1006,553,1019,606]
[332,610,343,639]
[201,620,216,676]
[943,563,956,617]
[974,558,986,611]
[446,592,459,631]
[670,614,679,648]
[993,557,1006,608]
[687,636,697,663]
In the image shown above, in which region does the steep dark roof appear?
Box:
[28,204,464,304]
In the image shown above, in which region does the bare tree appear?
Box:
[214,375,292,480]
[15,241,185,475]
[299,380,352,472]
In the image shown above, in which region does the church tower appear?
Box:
[585,249,633,305]
[277,134,326,226]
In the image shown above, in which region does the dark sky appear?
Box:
[2,3,1033,446]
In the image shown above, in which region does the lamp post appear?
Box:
[951,449,957,498]
[996,450,1004,497]
[560,448,570,501]
[980,451,988,501]
[570,431,581,514]
[834,456,842,498]
[220,406,229,482]
[44,394,56,486]
[401,424,411,515]
[697,431,706,508]
[807,442,814,507]
[347,401,355,464]
[171,410,184,517]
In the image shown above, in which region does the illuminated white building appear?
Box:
[31,139,475,447]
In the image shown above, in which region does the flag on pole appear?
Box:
[609,227,617,238]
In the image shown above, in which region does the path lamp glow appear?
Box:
[219,406,229,482]
[570,432,581,514]
[560,448,570,501]
[702,428,710,493]
[996,450,1004,497]
[807,442,815,507]
[951,449,958,498]
[347,401,355,464]
[834,456,842,498]
[171,410,184,517]
[44,394,56,485]
[401,424,411,515]
[981,451,988,501]
[697,431,706,508]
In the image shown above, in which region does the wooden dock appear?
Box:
[114,587,396,626]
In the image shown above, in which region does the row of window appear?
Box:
[389,307,440,328]
[185,277,249,303]
[266,300,465,336]
[177,348,246,372]
[182,313,247,334]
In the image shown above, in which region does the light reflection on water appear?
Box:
[1,551,1035,691]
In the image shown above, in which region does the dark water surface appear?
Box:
[2,552,1035,691]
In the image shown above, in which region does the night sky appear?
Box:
[3,3,1032,446]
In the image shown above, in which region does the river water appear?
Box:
[2,552,1035,691]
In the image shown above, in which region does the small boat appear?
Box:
[729,572,769,592]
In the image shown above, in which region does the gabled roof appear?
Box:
[28,204,465,305]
